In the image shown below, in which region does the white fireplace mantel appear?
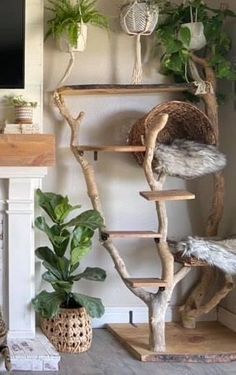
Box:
[0,167,48,339]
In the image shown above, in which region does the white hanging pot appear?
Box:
[120,1,158,36]
[181,21,206,51]
[58,22,88,52]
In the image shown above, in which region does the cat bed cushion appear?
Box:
[176,237,236,274]
[153,139,226,179]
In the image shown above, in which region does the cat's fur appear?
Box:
[177,237,236,274]
[153,139,226,179]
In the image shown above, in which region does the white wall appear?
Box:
[0,0,44,311]
[42,0,206,311]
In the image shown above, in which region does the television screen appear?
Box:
[0,0,25,88]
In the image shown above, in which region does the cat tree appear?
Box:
[53,82,236,361]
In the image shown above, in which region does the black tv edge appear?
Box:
[0,0,25,89]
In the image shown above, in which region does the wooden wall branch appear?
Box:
[180,61,230,327]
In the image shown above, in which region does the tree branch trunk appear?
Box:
[180,61,230,327]
[54,90,192,352]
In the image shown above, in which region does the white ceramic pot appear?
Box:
[59,23,88,52]
[120,1,158,36]
[15,106,33,124]
[181,22,206,51]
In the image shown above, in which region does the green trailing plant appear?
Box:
[156,0,236,83]
[45,0,109,48]
[4,95,37,108]
[32,189,106,319]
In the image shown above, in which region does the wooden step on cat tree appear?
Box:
[53,83,236,362]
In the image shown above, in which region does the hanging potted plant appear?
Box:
[179,1,206,51]
[45,0,109,52]
[4,95,37,124]
[156,0,236,89]
[32,189,106,353]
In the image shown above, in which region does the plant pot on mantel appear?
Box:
[15,106,34,124]
[41,307,92,353]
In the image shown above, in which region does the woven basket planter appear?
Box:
[128,101,216,165]
[41,307,92,353]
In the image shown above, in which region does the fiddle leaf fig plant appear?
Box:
[32,189,106,319]
[156,0,236,82]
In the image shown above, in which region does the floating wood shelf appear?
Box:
[102,231,162,239]
[126,278,167,288]
[0,134,55,166]
[76,145,146,152]
[174,252,207,267]
[57,83,196,96]
[140,190,195,202]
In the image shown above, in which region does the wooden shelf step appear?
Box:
[102,231,161,239]
[76,145,146,153]
[126,278,167,288]
[140,190,195,202]
[57,83,196,96]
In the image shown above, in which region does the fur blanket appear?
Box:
[153,139,226,179]
[177,237,236,274]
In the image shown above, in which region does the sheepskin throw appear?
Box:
[177,237,236,274]
[153,139,226,179]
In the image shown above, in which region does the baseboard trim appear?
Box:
[92,306,217,328]
[218,306,236,332]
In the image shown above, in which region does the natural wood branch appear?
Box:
[180,272,234,328]
[54,90,192,352]
[191,53,209,69]
[143,114,174,286]
[180,60,230,326]
[174,267,192,287]
[143,114,169,191]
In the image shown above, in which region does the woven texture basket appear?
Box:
[128,101,216,165]
[120,1,158,36]
[41,307,92,353]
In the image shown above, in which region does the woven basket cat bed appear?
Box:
[129,101,216,165]
[128,101,226,179]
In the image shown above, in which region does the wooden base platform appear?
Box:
[107,322,236,363]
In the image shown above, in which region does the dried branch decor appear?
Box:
[54,91,191,352]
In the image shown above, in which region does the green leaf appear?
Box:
[179,26,191,47]
[42,271,59,283]
[49,225,70,257]
[35,246,58,268]
[32,290,66,319]
[65,210,104,230]
[70,227,94,269]
[35,217,70,257]
[36,247,70,280]
[73,293,105,318]
[36,189,80,224]
[51,280,73,293]
[73,267,106,282]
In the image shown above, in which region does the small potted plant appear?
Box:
[4,95,37,124]
[32,189,106,353]
[45,0,109,52]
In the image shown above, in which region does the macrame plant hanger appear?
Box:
[57,4,86,87]
[120,0,159,84]
[182,0,213,94]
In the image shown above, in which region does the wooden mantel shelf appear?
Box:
[0,134,55,166]
[56,83,196,96]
